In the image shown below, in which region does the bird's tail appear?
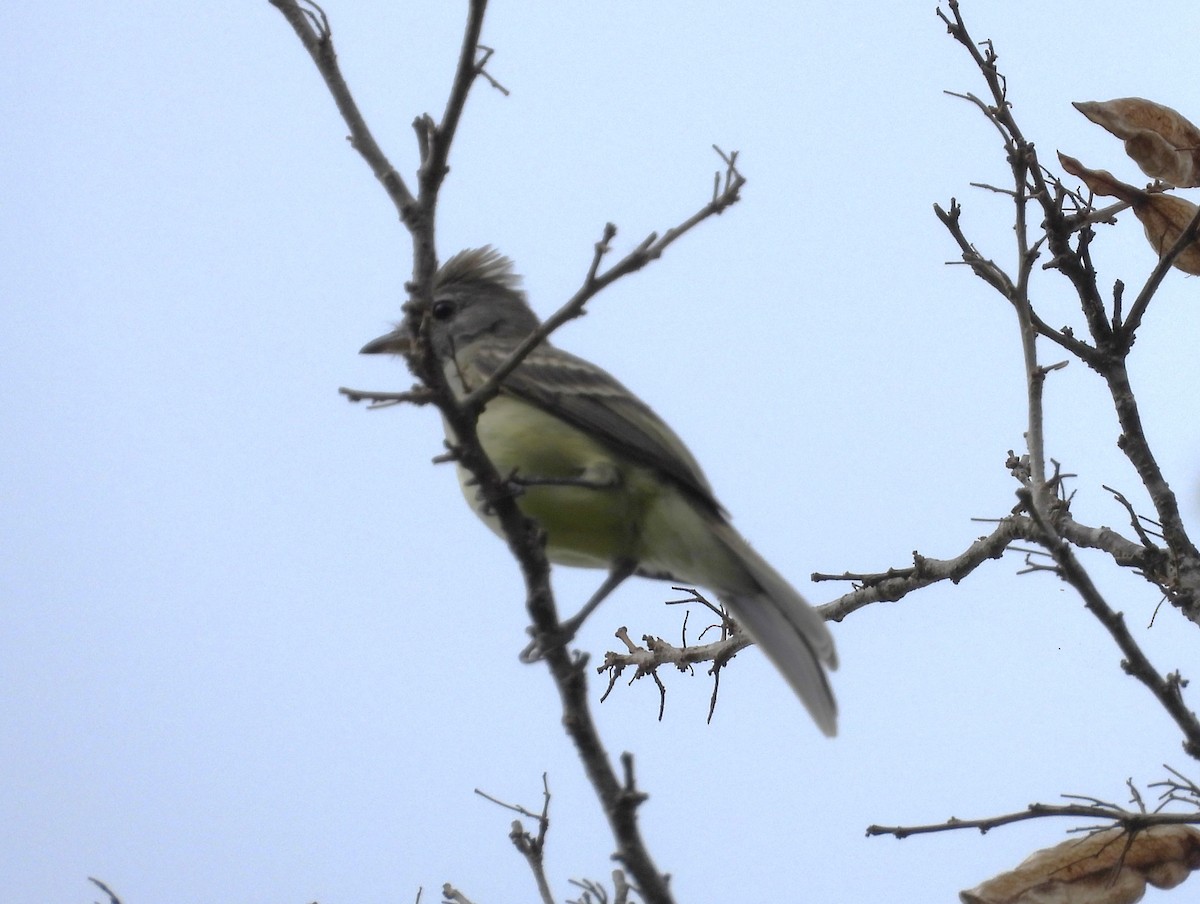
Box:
[711,522,838,736]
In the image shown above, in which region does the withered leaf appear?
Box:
[1136,193,1200,275]
[1058,152,1200,275]
[1058,152,1146,205]
[960,825,1200,904]
[1074,98,1200,187]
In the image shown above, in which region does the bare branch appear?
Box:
[598,625,751,710]
[936,0,1200,619]
[1103,360,1200,623]
[933,198,1016,297]
[474,45,511,96]
[462,150,745,414]
[816,520,1022,621]
[337,385,435,407]
[88,878,123,904]
[816,499,1176,624]
[1104,484,1166,550]
[419,0,489,199]
[268,0,417,220]
[475,774,555,904]
[933,199,1101,364]
[867,800,1200,840]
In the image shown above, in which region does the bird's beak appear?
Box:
[359,325,411,356]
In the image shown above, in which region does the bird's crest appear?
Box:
[435,246,525,298]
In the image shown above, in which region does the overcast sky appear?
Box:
[5,2,1200,902]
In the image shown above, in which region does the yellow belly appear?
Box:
[456,396,654,568]
[449,394,749,593]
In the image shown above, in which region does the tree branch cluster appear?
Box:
[269,0,1200,900]
[271,3,751,901]
[842,4,1200,891]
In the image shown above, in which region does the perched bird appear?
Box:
[361,247,838,735]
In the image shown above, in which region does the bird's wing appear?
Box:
[465,342,725,517]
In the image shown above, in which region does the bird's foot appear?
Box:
[518,620,581,663]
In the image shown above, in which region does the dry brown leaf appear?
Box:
[1058,152,1200,275]
[960,825,1200,904]
[1058,152,1146,204]
[1074,98,1200,187]
[1136,193,1200,275]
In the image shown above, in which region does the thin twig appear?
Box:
[462,149,745,414]
[268,0,417,221]
[867,800,1200,839]
[337,386,435,406]
[88,878,123,904]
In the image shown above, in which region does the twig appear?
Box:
[1103,484,1164,550]
[568,877,609,904]
[1103,359,1200,623]
[419,0,488,201]
[816,521,1022,621]
[598,626,751,705]
[474,45,510,96]
[867,800,1200,839]
[268,1,417,222]
[337,386,435,406]
[462,148,745,414]
[933,199,1100,364]
[88,878,123,904]
[1151,765,1200,809]
[474,775,554,904]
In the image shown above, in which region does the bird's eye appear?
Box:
[431,299,456,321]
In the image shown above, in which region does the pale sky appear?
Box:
[5,2,1200,902]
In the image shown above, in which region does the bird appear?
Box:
[360,247,838,735]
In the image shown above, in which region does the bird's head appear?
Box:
[360,247,540,361]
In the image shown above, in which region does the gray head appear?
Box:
[360,247,542,360]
